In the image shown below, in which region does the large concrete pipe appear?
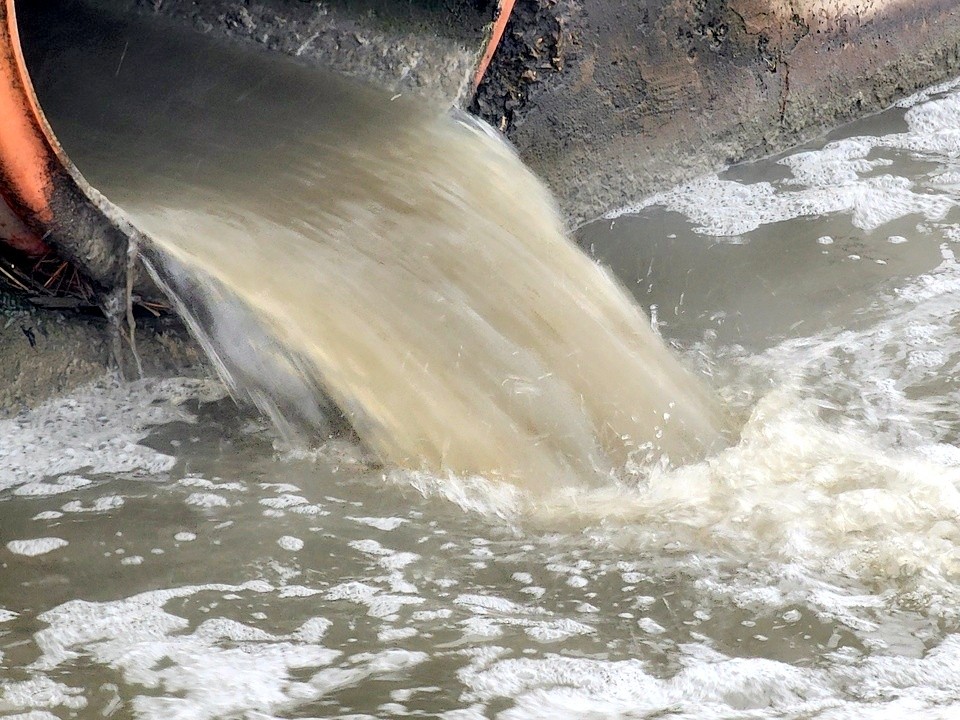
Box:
[0,0,511,303]
[0,0,510,407]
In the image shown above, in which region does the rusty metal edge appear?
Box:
[0,0,135,295]
[473,0,517,93]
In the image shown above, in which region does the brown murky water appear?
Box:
[20,2,728,490]
[4,3,960,718]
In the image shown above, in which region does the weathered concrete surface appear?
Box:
[474,0,960,224]
[0,293,204,415]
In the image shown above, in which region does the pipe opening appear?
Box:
[1,0,502,309]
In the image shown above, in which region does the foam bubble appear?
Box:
[25,583,359,720]
[13,476,91,497]
[295,617,332,643]
[6,538,69,557]
[378,626,418,642]
[0,677,87,715]
[277,536,304,551]
[347,516,407,531]
[185,492,229,508]
[606,88,960,238]
[455,635,960,718]
[178,476,246,492]
[61,496,124,513]
[0,378,224,493]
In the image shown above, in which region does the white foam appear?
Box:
[294,617,332,643]
[365,595,424,620]
[894,75,960,108]
[289,503,329,516]
[278,585,323,598]
[378,626,418,642]
[637,617,667,635]
[61,495,124,513]
[606,88,960,238]
[411,609,453,621]
[308,649,428,697]
[456,634,960,719]
[277,536,304,551]
[178,476,246,492]
[259,483,301,493]
[349,539,419,574]
[0,377,223,493]
[325,581,379,603]
[0,677,87,715]
[347,516,407,531]
[403,363,960,626]
[453,593,594,643]
[260,494,309,509]
[607,173,953,236]
[185,492,229,508]
[6,538,68,557]
[13,476,91,497]
[455,594,546,616]
[523,618,594,643]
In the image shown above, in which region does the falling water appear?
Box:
[19,2,729,489]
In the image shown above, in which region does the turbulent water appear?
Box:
[4,3,960,720]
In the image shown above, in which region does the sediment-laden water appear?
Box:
[19,2,728,490]
[4,3,960,719]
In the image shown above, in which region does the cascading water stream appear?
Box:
[20,2,730,490]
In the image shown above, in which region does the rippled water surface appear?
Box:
[5,6,960,720]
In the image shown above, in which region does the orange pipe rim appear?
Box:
[0,0,63,255]
[0,0,50,215]
[0,0,135,293]
[473,0,517,92]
